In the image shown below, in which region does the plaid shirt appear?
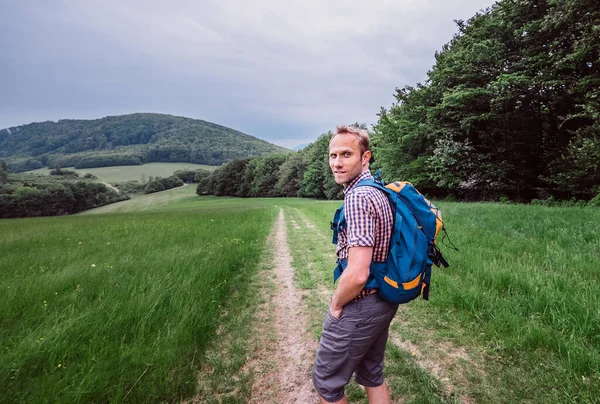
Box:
[336,170,393,263]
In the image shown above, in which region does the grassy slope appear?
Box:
[28,162,217,183]
[79,185,197,214]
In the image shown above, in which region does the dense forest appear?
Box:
[202,0,599,204]
[0,113,287,172]
[372,0,599,201]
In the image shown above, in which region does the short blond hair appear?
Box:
[332,125,370,155]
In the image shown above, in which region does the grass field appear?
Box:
[1,191,599,402]
[28,162,218,183]
[79,185,197,214]
[0,194,277,402]
[282,200,600,403]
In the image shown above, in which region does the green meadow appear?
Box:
[0,194,277,402]
[28,162,218,183]
[1,189,599,402]
[284,201,600,403]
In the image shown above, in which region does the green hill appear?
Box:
[0,113,288,172]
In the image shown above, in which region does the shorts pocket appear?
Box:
[349,320,382,358]
[327,309,341,323]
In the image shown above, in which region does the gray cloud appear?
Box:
[0,0,494,148]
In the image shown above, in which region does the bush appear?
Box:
[498,195,512,204]
[112,181,146,194]
[145,176,184,194]
[173,169,197,183]
[194,169,211,183]
[0,176,128,218]
[196,178,210,195]
[50,168,80,177]
[588,192,600,208]
[531,196,557,207]
[6,158,43,173]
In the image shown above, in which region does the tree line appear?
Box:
[195,133,344,199]
[197,0,599,204]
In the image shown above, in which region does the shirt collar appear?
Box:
[343,170,373,195]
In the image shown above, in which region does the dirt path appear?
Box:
[248,208,319,403]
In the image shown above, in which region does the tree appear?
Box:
[0,160,7,185]
[298,133,331,198]
[248,154,288,197]
[275,153,306,197]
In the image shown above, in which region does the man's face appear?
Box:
[329,133,370,186]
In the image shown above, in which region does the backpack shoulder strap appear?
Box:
[330,203,345,244]
[355,178,389,194]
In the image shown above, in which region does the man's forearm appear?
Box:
[330,264,368,311]
[330,246,373,314]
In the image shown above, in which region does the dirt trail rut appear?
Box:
[249,209,319,403]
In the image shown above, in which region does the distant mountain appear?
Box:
[0,113,289,172]
[293,143,309,151]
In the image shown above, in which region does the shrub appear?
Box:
[588,192,600,208]
[6,158,43,173]
[194,169,211,183]
[50,169,80,177]
[145,176,184,194]
[112,181,146,194]
[173,169,197,183]
[0,176,127,218]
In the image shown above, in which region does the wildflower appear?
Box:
[91,264,96,268]
[78,242,82,244]
[39,337,44,341]
[57,363,62,368]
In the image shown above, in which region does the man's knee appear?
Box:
[312,365,346,403]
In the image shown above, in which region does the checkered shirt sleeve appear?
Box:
[343,186,393,263]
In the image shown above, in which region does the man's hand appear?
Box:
[329,305,343,319]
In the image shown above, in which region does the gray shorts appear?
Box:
[312,293,398,402]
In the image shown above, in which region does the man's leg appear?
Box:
[354,296,398,403]
[313,310,359,403]
[365,381,392,404]
[319,395,349,404]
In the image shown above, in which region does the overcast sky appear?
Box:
[1,0,495,148]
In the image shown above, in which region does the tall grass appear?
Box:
[430,202,600,401]
[286,199,600,402]
[2,194,599,402]
[0,199,276,402]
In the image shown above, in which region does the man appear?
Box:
[312,125,398,403]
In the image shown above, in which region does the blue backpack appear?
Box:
[331,173,450,304]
